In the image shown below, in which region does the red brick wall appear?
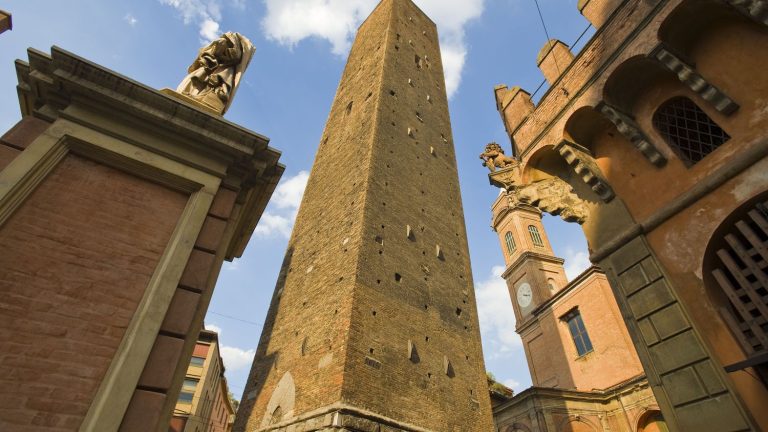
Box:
[0,154,188,430]
[0,117,50,171]
[169,416,187,432]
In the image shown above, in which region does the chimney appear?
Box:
[494,85,534,138]
[537,40,574,86]
[578,0,624,28]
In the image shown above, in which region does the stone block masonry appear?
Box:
[234,0,494,431]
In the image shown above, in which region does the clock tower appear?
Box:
[491,192,568,326]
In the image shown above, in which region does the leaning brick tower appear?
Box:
[234,0,494,430]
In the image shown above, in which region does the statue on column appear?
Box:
[479,142,517,172]
[175,32,255,115]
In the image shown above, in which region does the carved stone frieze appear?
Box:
[555,139,615,203]
[596,102,668,167]
[726,0,768,26]
[650,46,739,115]
[488,164,589,223]
[511,178,589,224]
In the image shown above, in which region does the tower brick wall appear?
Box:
[235,0,494,430]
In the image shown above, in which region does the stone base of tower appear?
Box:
[255,404,442,432]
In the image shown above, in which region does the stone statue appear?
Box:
[176,32,255,114]
[480,142,517,172]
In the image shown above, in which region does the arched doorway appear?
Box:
[637,410,669,432]
[703,192,768,386]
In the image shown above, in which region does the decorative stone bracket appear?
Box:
[596,102,668,167]
[555,139,615,203]
[489,166,589,224]
[726,0,768,26]
[650,46,740,115]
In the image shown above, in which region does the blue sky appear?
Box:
[0,0,593,399]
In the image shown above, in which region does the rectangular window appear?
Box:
[190,356,205,367]
[563,310,593,357]
[179,391,194,404]
[182,378,199,391]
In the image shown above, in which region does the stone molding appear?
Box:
[256,404,437,432]
[554,139,615,202]
[650,46,740,115]
[595,102,667,167]
[14,47,284,260]
[726,0,768,26]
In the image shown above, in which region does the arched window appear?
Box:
[528,225,544,247]
[652,96,730,166]
[504,232,516,254]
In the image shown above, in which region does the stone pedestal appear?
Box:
[0,47,283,431]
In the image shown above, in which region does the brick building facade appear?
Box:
[489,0,768,430]
[0,48,283,430]
[171,329,235,432]
[488,196,664,431]
[234,0,494,430]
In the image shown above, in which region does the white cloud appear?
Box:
[260,0,484,98]
[206,323,223,334]
[502,378,522,392]
[124,13,138,27]
[272,171,310,209]
[220,345,256,371]
[476,265,521,361]
[159,0,224,43]
[254,212,294,238]
[200,18,221,41]
[563,248,591,280]
[223,259,241,271]
[254,171,310,238]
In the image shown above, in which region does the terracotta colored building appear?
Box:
[489,0,768,430]
[234,0,494,430]
[171,329,235,432]
[489,195,665,431]
[0,48,283,430]
[0,10,11,34]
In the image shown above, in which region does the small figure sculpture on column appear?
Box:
[175,32,255,115]
[480,142,516,172]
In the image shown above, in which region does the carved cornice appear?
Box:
[488,164,522,190]
[650,46,739,115]
[555,139,615,203]
[726,0,768,26]
[596,102,667,167]
[510,178,589,224]
[488,164,588,224]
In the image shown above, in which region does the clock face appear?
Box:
[517,282,533,308]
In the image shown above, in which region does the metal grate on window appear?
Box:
[652,96,730,166]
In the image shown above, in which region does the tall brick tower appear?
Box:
[234,0,494,430]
